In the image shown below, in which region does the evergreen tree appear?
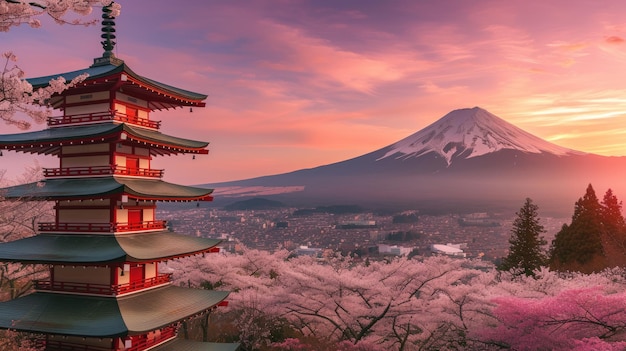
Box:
[550,184,604,271]
[499,198,547,276]
[599,189,626,265]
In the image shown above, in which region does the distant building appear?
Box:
[378,244,413,256]
[430,243,467,257]
[294,245,323,258]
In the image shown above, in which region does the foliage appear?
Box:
[599,189,626,267]
[498,198,547,276]
[1,0,121,129]
[0,165,52,301]
[168,248,626,350]
[0,0,120,31]
[550,184,606,272]
[550,185,626,273]
[480,287,626,350]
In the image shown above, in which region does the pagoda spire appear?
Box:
[101,3,116,57]
[92,2,123,67]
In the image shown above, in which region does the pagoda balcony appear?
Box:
[47,111,161,130]
[34,273,173,296]
[43,165,164,178]
[38,220,168,233]
[38,326,177,351]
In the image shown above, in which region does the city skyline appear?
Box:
[4,0,626,184]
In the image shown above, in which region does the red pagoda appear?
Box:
[0,5,239,351]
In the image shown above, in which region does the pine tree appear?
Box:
[550,184,604,271]
[499,198,547,276]
[599,189,626,265]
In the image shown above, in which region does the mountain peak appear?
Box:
[378,107,583,165]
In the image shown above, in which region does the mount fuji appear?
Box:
[204,107,626,214]
[378,107,583,165]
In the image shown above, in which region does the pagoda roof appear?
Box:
[0,285,228,337]
[27,61,207,110]
[153,339,241,351]
[1,177,213,201]
[0,123,209,156]
[0,231,221,264]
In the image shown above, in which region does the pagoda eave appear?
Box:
[0,286,229,338]
[28,63,208,111]
[0,123,209,156]
[0,232,222,264]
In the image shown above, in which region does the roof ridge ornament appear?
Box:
[91,2,124,67]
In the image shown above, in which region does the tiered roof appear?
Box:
[0,286,228,337]
[28,60,207,110]
[1,177,213,201]
[0,119,209,156]
[0,231,220,264]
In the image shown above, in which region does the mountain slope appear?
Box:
[204,107,626,214]
[378,107,584,165]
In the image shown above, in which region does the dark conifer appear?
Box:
[550,184,604,270]
[499,198,547,276]
[599,189,626,264]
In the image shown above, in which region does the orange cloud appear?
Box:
[605,36,625,44]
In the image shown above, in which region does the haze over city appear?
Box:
[4,0,626,185]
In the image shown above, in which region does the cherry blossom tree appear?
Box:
[1,0,120,32]
[0,164,52,301]
[479,287,626,350]
[168,248,626,350]
[1,0,121,129]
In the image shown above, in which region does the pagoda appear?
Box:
[0,5,239,351]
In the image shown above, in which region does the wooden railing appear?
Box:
[38,222,114,232]
[47,111,161,129]
[43,165,164,178]
[38,220,167,233]
[39,326,177,351]
[115,220,167,232]
[37,340,111,351]
[34,273,173,296]
[124,327,176,351]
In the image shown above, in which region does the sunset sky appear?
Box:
[4,0,626,184]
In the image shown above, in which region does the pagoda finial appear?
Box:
[101,3,117,57]
[92,2,123,67]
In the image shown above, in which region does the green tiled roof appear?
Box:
[0,231,221,264]
[27,63,207,102]
[153,339,240,351]
[0,286,229,337]
[0,123,209,154]
[1,177,213,201]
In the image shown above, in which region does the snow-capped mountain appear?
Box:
[204,107,626,214]
[378,107,583,165]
